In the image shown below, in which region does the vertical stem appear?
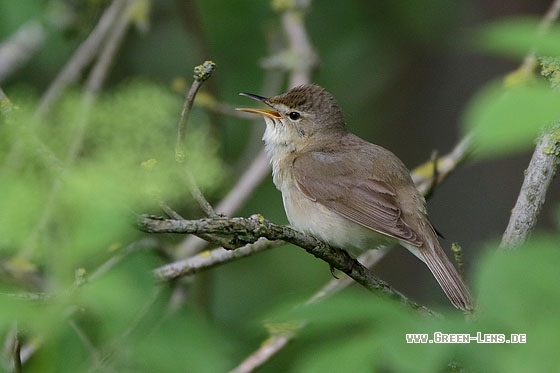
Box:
[500,130,560,249]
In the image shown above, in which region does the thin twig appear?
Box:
[196,96,259,119]
[36,0,128,117]
[541,0,560,28]
[0,20,45,83]
[175,77,203,160]
[154,238,282,280]
[3,0,127,175]
[173,60,218,219]
[230,248,388,373]
[230,332,294,373]
[282,9,318,88]
[176,1,318,256]
[22,0,134,258]
[88,238,159,282]
[84,3,132,95]
[1,86,66,175]
[306,247,390,305]
[264,0,318,88]
[0,1,79,83]
[69,0,133,157]
[512,0,560,80]
[215,151,271,215]
[186,172,218,218]
[175,61,216,162]
[412,135,473,195]
[175,135,273,256]
[12,332,21,373]
[159,201,184,220]
[68,320,102,365]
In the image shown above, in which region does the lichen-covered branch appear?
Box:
[139,214,436,315]
[500,0,560,249]
[500,128,560,249]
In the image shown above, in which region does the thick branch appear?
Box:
[500,0,560,250]
[500,129,560,249]
[139,214,435,315]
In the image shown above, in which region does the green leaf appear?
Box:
[462,80,560,157]
[128,309,234,372]
[471,237,560,372]
[0,178,47,251]
[272,293,450,372]
[473,17,560,59]
[266,236,560,372]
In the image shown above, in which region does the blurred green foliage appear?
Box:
[0,79,224,370]
[1,0,559,372]
[463,17,560,158]
[269,237,560,372]
[473,17,560,59]
[540,56,560,89]
[463,80,560,157]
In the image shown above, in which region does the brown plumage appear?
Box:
[239,84,474,311]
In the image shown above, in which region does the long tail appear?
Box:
[404,237,474,312]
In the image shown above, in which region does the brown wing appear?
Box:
[292,149,423,247]
[293,139,474,311]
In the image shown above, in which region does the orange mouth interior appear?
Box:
[236,108,282,119]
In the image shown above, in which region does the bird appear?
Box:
[237,83,474,311]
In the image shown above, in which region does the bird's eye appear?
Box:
[288,111,301,120]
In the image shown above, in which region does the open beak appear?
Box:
[236,108,282,119]
[236,92,282,119]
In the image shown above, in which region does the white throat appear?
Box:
[261,117,297,189]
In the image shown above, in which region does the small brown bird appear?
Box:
[238,84,473,311]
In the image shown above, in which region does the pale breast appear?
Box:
[280,183,391,255]
[265,131,392,254]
